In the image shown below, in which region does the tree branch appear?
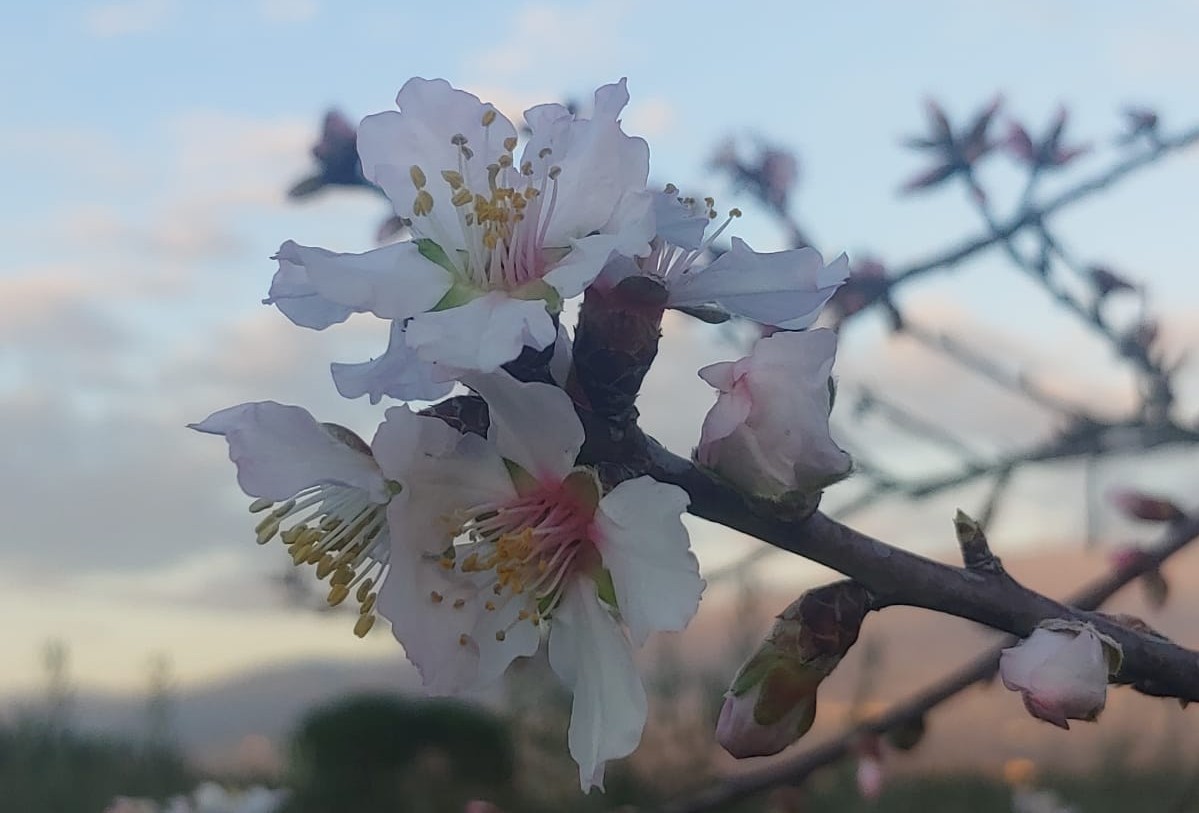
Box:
[640,438,1199,703]
[655,498,1199,813]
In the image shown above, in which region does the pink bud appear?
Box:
[716,683,818,759]
[856,755,885,800]
[463,802,504,813]
[697,330,851,499]
[1107,488,1184,522]
[717,582,871,759]
[999,622,1121,729]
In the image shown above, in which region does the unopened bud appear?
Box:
[885,715,926,751]
[717,581,872,759]
[1107,488,1184,523]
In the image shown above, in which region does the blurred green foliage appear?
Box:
[283,694,517,813]
[0,719,194,812]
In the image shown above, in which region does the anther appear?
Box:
[481,109,497,126]
[356,579,374,603]
[548,165,562,180]
[460,146,474,160]
[249,498,274,513]
[441,169,464,189]
[409,165,427,189]
[353,614,375,638]
[316,554,336,579]
[538,147,552,159]
[430,591,444,604]
[458,633,470,647]
[450,133,468,146]
[327,585,350,606]
[495,630,507,642]
[451,188,472,207]
[663,182,678,195]
[484,601,496,611]
[359,593,377,615]
[413,190,434,216]
[503,136,518,152]
[453,598,466,609]
[520,160,533,175]
[498,154,513,168]
[730,208,742,217]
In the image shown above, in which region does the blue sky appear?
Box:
[2,0,1197,695]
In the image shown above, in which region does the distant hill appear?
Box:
[5,542,1197,777]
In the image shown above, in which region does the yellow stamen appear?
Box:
[353,614,375,638]
[409,165,427,188]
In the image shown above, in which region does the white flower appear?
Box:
[999,620,1122,729]
[370,372,704,791]
[696,328,851,498]
[190,401,400,637]
[600,189,848,328]
[268,77,653,376]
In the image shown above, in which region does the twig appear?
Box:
[877,125,1199,297]
[655,508,1199,813]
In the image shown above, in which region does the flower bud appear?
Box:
[1107,488,1184,523]
[717,582,871,758]
[696,329,851,501]
[999,620,1122,729]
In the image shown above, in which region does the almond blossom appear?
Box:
[599,188,849,328]
[370,372,704,791]
[696,328,851,499]
[267,77,653,379]
[190,401,400,637]
[999,620,1122,729]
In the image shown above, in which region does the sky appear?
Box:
[2,0,1198,697]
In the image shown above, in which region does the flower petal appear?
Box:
[331,321,456,404]
[521,79,650,247]
[593,477,703,647]
[263,251,354,330]
[548,579,648,792]
[542,190,656,299]
[405,291,558,372]
[371,405,514,509]
[273,240,452,322]
[463,371,584,482]
[190,401,387,503]
[668,239,848,329]
[378,510,540,694]
[358,77,517,244]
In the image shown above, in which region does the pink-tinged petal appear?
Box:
[331,321,456,404]
[463,371,583,482]
[405,292,557,372]
[521,79,650,247]
[696,360,738,392]
[547,579,648,792]
[668,239,848,329]
[274,240,452,322]
[696,329,851,496]
[999,625,1115,729]
[593,477,702,646]
[357,78,517,244]
[264,252,354,329]
[694,375,752,463]
[371,406,514,508]
[190,401,387,503]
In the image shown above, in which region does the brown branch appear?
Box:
[876,124,1199,297]
[656,502,1199,813]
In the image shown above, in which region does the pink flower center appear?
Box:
[429,480,598,642]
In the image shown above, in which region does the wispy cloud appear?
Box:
[466,0,633,81]
[257,0,319,24]
[83,0,176,38]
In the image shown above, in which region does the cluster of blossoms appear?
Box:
[194,76,1136,786]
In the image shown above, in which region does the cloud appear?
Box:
[83,0,175,38]
[466,0,633,81]
[257,0,318,23]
